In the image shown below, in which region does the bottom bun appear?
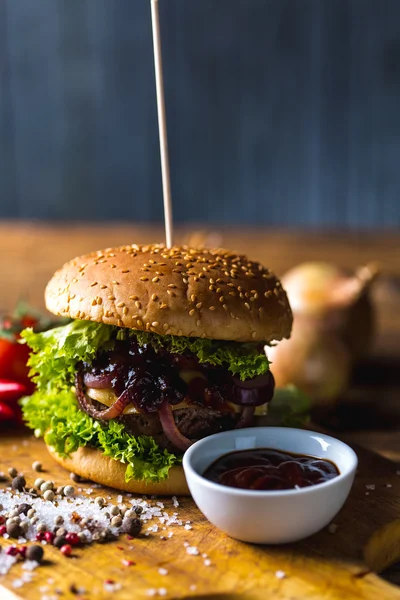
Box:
[47,444,190,496]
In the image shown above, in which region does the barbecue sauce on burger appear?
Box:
[203,448,339,491]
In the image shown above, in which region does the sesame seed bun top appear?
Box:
[45,244,292,343]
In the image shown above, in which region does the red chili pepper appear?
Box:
[0,402,16,421]
[0,379,27,403]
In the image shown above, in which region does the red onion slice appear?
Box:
[83,372,115,389]
[76,370,131,420]
[158,401,193,452]
[235,406,255,429]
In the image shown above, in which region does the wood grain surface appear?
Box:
[0,433,399,599]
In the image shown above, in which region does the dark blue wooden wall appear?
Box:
[1,0,400,226]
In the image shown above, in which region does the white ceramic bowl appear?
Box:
[183,427,357,544]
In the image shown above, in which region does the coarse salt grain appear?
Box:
[328,523,338,534]
[186,546,200,556]
[158,588,167,596]
[22,560,40,571]
[158,567,168,575]
[204,559,211,566]
[275,570,286,579]
[387,484,392,488]
[117,495,123,503]
[365,484,375,490]
[104,581,121,592]
[365,492,370,496]
[172,496,179,508]
[184,524,192,530]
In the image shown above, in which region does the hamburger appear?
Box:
[21,244,292,495]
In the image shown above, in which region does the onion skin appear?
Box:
[76,369,132,420]
[267,324,351,406]
[158,401,193,451]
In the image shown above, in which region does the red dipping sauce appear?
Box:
[203,448,340,491]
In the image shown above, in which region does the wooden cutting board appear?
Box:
[0,433,400,600]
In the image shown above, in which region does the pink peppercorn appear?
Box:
[0,516,5,525]
[0,525,6,535]
[18,546,27,558]
[65,532,80,546]
[36,532,45,542]
[6,545,18,556]
[44,532,55,544]
[60,544,72,556]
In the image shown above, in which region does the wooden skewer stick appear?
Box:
[150,0,173,249]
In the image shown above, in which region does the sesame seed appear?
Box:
[152,277,160,283]
[168,284,176,288]
[223,304,228,310]
[160,303,168,309]
[97,297,103,305]
[116,302,125,308]
[108,295,116,300]
[209,306,216,311]
[112,281,119,285]
[135,301,141,309]
[129,295,138,300]
[123,307,129,315]
[91,299,97,306]
[117,319,123,327]
[190,294,196,302]
[121,269,130,274]
[196,302,202,309]
[167,290,175,296]
[196,319,201,327]
[252,332,257,339]
[244,302,251,310]
[151,294,158,301]
[209,285,215,291]
[163,324,169,330]
[189,309,195,316]
[100,284,107,289]
[110,264,116,268]
[90,282,98,287]
[137,319,143,327]
[219,296,224,303]
[140,276,148,282]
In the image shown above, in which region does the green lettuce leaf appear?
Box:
[21,390,179,482]
[21,320,269,392]
[266,385,311,428]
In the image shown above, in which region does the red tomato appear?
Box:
[0,401,16,422]
[0,339,34,392]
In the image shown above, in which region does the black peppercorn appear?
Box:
[134,506,143,515]
[17,503,32,515]
[122,517,142,537]
[26,545,44,563]
[11,476,26,491]
[6,522,21,538]
[53,535,67,549]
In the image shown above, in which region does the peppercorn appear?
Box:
[60,544,72,556]
[122,517,142,537]
[11,475,26,491]
[40,481,54,493]
[17,503,32,515]
[134,506,143,515]
[54,515,64,527]
[27,509,36,519]
[34,478,45,489]
[32,461,42,472]
[65,532,80,546]
[111,516,122,528]
[8,467,17,478]
[43,490,55,502]
[6,522,21,538]
[70,472,80,483]
[63,485,75,497]
[95,496,105,507]
[110,505,120,516]
[53,535,67,549]
[26,545,44,562]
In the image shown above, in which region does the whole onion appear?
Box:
[281,262,378,359]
